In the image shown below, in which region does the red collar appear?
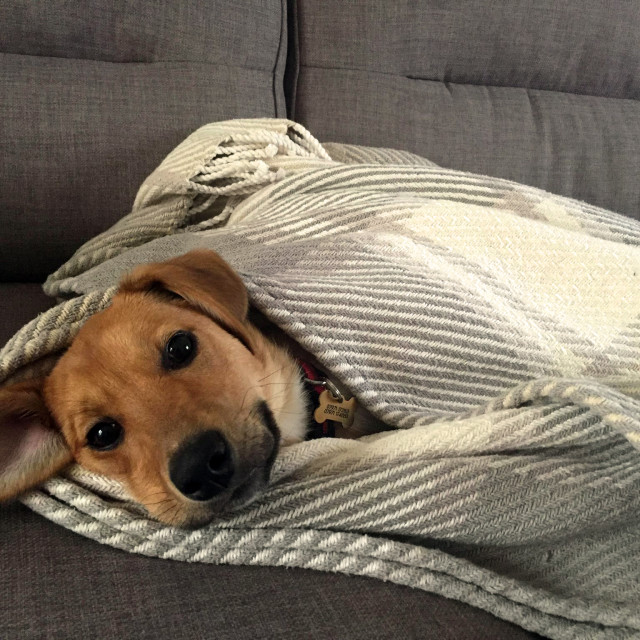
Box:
[298,360,337,439]
[298,360,326,395]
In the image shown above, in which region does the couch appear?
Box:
[1,1,637,638]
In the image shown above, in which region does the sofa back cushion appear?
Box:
[0,0,287,281]
[289,0,640,219]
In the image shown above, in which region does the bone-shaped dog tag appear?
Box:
[314,390,356,428]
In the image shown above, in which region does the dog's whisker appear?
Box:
[139,490,169,504]
[257,366,288,383]
[169,504,183,526]
[145,499,172,512]
[144,499,173,507]
[258,381,296,386]
[240,366,296,409]
[140,490,167,500]
[239,383,255,413]
[160,502,180,526]
[156,500,179,522]
[265,387,295,401]
[239,379,294,412]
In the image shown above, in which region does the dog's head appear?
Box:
[0,250,305,527]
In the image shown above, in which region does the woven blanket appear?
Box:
[2,119,640,639]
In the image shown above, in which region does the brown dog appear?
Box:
[0,250,311,527]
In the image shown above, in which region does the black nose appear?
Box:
[169,430,234,501]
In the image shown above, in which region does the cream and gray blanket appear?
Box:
[2,119,640,639]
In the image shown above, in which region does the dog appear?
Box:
[0,250,382,527]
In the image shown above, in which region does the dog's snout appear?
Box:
[169,430,234,501]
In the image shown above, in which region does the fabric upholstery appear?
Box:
[0,284,54,346]
[0,0,288,282]
[0,501,542,639]
[290,0,640,219]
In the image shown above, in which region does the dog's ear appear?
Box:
[0,379,72,501]
[120,249,255,352]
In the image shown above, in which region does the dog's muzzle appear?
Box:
[169,430,234,502]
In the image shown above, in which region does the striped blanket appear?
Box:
[2,119,639,639]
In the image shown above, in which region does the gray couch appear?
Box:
[1,1,637,637]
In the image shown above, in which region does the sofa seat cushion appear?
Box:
[0,501,541,639]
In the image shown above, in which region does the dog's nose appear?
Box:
[169,430,234,501]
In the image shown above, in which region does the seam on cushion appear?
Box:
[299,63,640,103]
[0,50,275,75]
[271,0,287,118]
[283,0,299,120]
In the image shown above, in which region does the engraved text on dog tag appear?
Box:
[314,390,356,427]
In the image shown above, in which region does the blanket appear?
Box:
[1,119,639,639]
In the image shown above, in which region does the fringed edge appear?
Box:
[45,120,332,294]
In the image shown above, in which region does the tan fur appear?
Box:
[0,250,307,527]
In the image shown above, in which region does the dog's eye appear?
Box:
[86,419,124,451]
[163,331,198,370]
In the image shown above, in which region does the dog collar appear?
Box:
[298,360,356,439]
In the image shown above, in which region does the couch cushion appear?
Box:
[290,0,640,219]
[0,284,54,346]
[0,503,542,640]
[0,0,288,282]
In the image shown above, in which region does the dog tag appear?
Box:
[314,390,356,428]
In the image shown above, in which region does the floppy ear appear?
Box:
[0,379,72,501]
[120,249,255,352]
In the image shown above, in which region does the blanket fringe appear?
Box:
[44,120,332,297]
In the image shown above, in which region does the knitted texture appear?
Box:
[1,119,639,640]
